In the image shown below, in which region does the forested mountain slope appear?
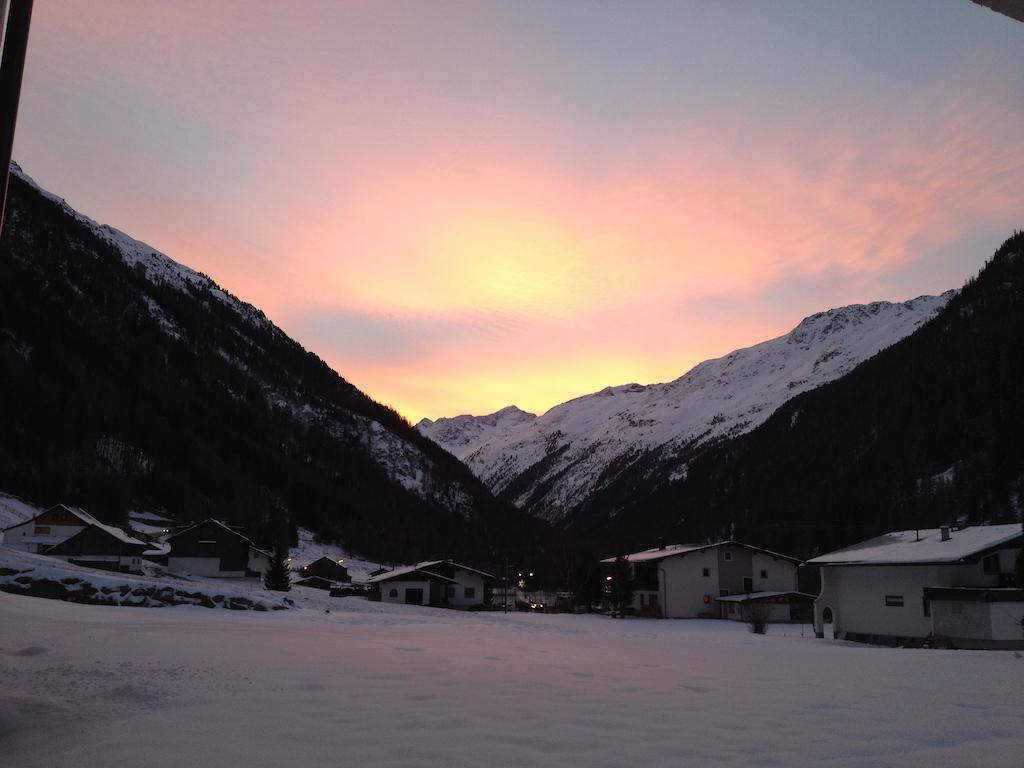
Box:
[0,165,544,564]
[577,232,1024,558]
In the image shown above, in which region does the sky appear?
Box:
[12,1,1024,423]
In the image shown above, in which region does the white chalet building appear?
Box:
[1,504,101,553]
[808,524,1023,648]
[369,560,493,608]
[602,541,804,619]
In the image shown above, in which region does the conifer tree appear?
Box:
[264,548,291,592]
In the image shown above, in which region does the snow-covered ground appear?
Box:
[2,592,1021,768]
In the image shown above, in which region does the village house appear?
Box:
[164,519,271,578]
[45,522,150,574]
[808,524,1023,648]
[0,504,98,553]
[601,541,804,619]
[369,560,493,608]
[298,555,351,583]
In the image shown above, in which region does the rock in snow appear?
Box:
[419,293,956,522]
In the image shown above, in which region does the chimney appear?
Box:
[940,525,951,542]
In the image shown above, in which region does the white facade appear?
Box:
[372,560,493,609]
[443,569,486,607]
[1,520,88,552]
[607,541,801,619]
[379,578,443,606]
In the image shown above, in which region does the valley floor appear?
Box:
[1,592,1021,768]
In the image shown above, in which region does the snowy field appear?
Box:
[1,593,1021,768]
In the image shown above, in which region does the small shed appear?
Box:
[715,591,814,622]
[923,587,1024,650]
[294,575,337,591]
[299,556,351,583]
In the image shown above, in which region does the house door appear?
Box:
[743,577,753,593]
[405,588,424,606]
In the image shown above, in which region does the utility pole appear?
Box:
[0,0,33,236]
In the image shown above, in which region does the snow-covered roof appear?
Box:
[807,525,1022,566]
[601,540,802,565]
[368,561,456,584]
[715,591,813,603]
[86,521,148,547]
[1,503,97,532]
[367,559,495,584]
[142,542,171,557]
[167,518,271,556]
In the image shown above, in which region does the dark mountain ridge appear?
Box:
[576,232,1024,559]
[0,165,547,565]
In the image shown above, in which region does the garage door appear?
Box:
[405,588,423,606]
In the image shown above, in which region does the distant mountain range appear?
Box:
[582,231,1024,557]
[0,164,543,565]
[419,292,955,524]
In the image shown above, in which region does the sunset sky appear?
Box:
[13,1,1024,422]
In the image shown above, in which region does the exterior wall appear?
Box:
[815,564,954,641]
[720,601,791,622]
[167,556,244,578]
[52,554,143,573]
[167,521,250,572]
[445,570,485,607]
[717,545,753,594]
[658,549,720,618]
[1,520,87,552]
[989,601,1024,643]
[930,598,1024,648]
[930,599,992,640]
[751,552,799,592]
[247,549,270,576]
[657,547,801,618]
[379,578,438,605]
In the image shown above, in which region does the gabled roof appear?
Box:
[367,561,455,584]
[807,524,1022,566]
[49,522,148,551]
[303,555,348,568]
[166,518,272,557]
[367,559,495,584]
[1,503,97,533]
[601,540,802,565]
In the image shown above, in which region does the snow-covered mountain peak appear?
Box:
[418,292,956,522]
[416,405,536,461]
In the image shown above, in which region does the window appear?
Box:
[982,554,1000,575]
[760,569,767,579]
[388,588,398,598]
[951,602,963,615]
[723,552,732,561]
[464,587,475,599]
[34,526,50,535]
[922,597,930,618]
[719,589,729,597]
[445,586,455,598]
[727,603,736,614]
[884,595,904,607]
[742,577,753,593]
[701,568,710,577]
